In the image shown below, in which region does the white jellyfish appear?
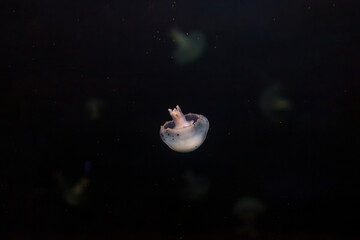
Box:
[170,29,206,64]
[160,105,209,152]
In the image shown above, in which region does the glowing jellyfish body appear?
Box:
[160,105,209,152]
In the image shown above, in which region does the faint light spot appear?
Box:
[170,28,206,64]
[182,170,210,200]
[233,196,265,224]
[85,99,104,120]
[259,84,293,122]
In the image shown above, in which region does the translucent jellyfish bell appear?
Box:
[160,105,209,152]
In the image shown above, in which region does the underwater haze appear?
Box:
[2,0,360,239]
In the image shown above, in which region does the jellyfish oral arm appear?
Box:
[168,105,194,129]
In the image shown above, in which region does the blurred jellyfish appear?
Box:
[233,196,265,238]
[55,172,90,207]
[181,170,210,201]
[233,196,265,224]
[259,84,293,122]
[170,29,206,64]
[85,98,103,120]
[55,161,92,206]
[64,177,90,206]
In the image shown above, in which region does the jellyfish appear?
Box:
[160,105,209,152]
[55,172,90,207]
[182,170,210,200]
[233,196,265,238]
[85,98,103,120]
[233,196,265,224]
[170,29,206,64]
[54,161,92,207]
[259,84,293,122]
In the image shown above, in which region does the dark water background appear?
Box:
[2,0,360,239]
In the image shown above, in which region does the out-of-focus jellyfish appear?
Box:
[160,105,209,152]
[64,177,90,206]
[259,84,293,122]
[170,29,206,64]
[233,196,265,238]
[55,161,92,206]
[233,196,265,224]
[55,172,90,207]
[85,98,103,120]
[182,170,210,201]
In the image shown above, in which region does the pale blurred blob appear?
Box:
[85,98,103,120]
[64,177,90,206]
[55,161,92,206]
[170,29,206,65]
[233,196,265,224]
[259,84,293,122]
[55,172,90,207]
[233,196,265,238]
[181,170,210,201]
